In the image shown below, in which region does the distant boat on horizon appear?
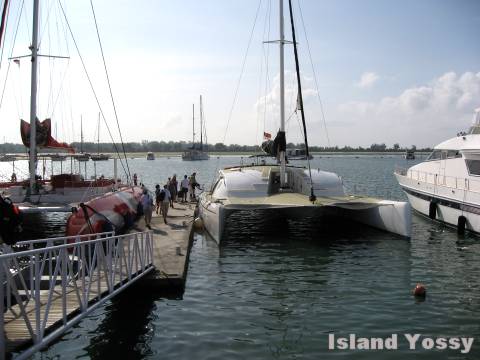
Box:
[182,96,210,161]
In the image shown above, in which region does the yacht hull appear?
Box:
[396,173,480,233]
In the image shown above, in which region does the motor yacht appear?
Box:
[395,108,480,233]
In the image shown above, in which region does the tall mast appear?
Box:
[29,0,39,193]
[279,0,286,186]
[199,95,203,150]
[80,115,84,153]
[97,112,100,154]
[192,103,195,148]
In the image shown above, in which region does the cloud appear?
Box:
[355,72,379,88]
[337,71,480,147]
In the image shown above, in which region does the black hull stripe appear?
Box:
[403,188,480,216]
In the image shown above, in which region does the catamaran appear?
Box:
[198,0,411,243]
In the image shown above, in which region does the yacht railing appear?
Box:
[395,166,480,193]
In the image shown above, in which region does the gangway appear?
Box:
[0,230,154,359]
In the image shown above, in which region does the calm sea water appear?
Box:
[9,155,479,359]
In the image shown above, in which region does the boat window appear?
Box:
[447,150,462,159]
[466,160,480,176]
[426,150,441,161]
[441,151,447,160]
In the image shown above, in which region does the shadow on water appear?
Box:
[222,209,404,247]
[83,281,183,360]
[20,212,70,241]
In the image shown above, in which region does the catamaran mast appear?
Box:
[279,0,286,187]
[200,95,203,151]
[29,0,39,194]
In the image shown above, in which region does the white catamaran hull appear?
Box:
[199,197,411,244]
[199,165,411,244]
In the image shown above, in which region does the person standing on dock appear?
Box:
[140,188,154,229]
[169,174,178,206]
[180,175,189,203]
[160,184,171,224]
[155,184,162,214]
[189,172,198,201]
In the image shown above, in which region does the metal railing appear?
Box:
[0,231,154,360]
[395,166,480,193]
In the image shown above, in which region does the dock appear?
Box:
[0,202,197,359]
[132,202,196,289]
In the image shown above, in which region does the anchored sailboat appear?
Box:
[198,0,411,243]
[182,96,210,161]
[0,0,126,209]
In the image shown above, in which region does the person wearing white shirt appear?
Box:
[180,175,189,203]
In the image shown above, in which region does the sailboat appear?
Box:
[91,114,109,161]
[198,0,411,243]
[182,96,210,161]
[0,0,126,210]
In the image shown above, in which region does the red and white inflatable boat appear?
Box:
[66,186,143,236]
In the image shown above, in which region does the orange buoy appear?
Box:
[413,283,426,297]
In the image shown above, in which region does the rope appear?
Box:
[57,0,130,181]
[288,0,315,202]
[297,0,331,149]
[89,0,131,183]
[211,0,263,184]
[0,0,24,111]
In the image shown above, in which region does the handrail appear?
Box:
[0,230,154,359]
[395,167,480,193]
[15,232,114,246]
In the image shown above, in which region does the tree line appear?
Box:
[0,141,431,153]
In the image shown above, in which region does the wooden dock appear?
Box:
[132,202,196,290]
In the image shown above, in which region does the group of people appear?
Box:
[139,172,201,229]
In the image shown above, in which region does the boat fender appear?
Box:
[193,217,204,230]
[457,216,467,235]
[428,201,437,220]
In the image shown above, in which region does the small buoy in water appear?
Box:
[193,217,204,230]
[413,283,426,297]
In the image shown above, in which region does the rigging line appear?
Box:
[0,0,24,111]
[211,0,262,182]
[297,0,331,148]
[89,0,131,183]
[38,0,56,48]
[221,0,262,145]
[57,0,129,179]
[0,0,10,73]
[255,0,270,150]
[288,0,315,202]
[262,0,271,137]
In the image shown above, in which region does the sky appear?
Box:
[0,0,479,149]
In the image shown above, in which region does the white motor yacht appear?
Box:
[395,108,480,234]
[199,0,411,244]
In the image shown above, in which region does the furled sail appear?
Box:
[20,118,75,153]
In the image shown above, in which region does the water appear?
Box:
[14,155,480,359]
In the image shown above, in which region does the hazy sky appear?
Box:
[0,0,479,148]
